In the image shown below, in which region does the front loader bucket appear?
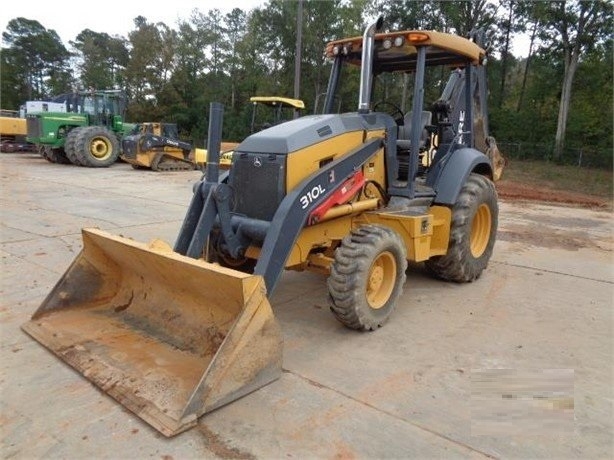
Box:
[21,228,282,437]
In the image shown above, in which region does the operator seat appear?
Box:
[397,110,432,152]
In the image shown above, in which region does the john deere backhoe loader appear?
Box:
[23,18,499,436]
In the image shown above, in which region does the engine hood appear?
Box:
[235,113,376,155]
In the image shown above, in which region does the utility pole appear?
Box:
[293,0,303,118]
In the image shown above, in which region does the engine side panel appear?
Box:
[229,112,394,222]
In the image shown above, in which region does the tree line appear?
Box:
[1,0,611,167]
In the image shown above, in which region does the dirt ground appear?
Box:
[1,152,612,459]
[496,180,612,210]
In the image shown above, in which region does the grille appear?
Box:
[121,138,137,159]
[230,153,285,221]
[26,117,42,138]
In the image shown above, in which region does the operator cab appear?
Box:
[46,90,128,129]
[323,27,489,195]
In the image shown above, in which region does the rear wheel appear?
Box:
[328,225,407,331]
[425,173,498,282]
[64,128,83,165]
[40,146,71,164]
[74,126,120,167]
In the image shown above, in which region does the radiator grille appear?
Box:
[230,153,285,221]
[26,117,42,138]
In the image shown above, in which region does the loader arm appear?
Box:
[175,136,382,295]
[140,134,193,153]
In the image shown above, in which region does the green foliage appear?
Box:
[71,30,128,90]
[1,1,611,168]
[1,17,72,105]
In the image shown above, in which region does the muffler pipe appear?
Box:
[358,16,383,113]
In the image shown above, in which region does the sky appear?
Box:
[1,0,531,56]
[1,0,267,45]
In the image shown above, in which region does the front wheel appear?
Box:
[328,225,407,331]
[74,126,120,167]
[425,173,498,282]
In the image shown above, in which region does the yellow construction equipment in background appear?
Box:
[192,96,305,169]
[121,122,199,171]
[0,110,33,152]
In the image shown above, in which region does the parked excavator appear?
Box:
[0,110,33,152]
[23,18,500,437]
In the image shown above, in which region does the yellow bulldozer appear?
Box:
[120,122,203,171]
[23,18,500,436]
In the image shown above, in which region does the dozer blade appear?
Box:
[21,228,282,437]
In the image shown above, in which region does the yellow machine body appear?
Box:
[241,133,452,271]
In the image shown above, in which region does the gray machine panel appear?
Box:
[235,113,389,155]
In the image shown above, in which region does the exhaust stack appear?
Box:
[358,16,383,113]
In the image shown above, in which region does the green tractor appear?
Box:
[26,90,134,167]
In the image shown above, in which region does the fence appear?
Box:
[497,142,613,170]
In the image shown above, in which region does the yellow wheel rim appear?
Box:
[470,203,492,258]
[90,137,112,160]
[366,251,396,310]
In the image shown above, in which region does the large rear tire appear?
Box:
[64,128,84,165]
[74,126,120,167]
[328,225,407,331]
[40,146,71,164]
[425,173,498,282]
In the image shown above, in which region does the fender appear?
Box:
[427,147,492,205]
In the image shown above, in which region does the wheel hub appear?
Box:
[366,251,396,310]
[470,203,492,258]
[90,138,111,159]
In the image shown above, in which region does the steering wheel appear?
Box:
[373,101,405,125]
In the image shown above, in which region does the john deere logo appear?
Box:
[253,157,262,167]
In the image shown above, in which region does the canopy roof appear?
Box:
[325,30,486,72]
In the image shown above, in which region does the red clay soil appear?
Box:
[496,180,612,210]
